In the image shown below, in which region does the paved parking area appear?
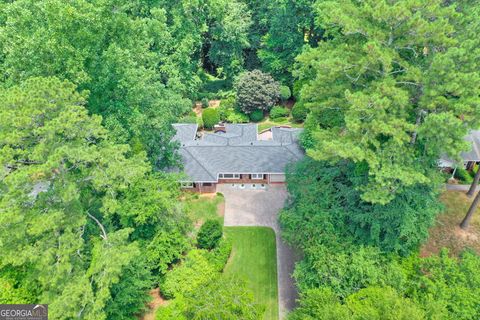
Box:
[217,184,299,319]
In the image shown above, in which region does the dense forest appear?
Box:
[1,0,480,319]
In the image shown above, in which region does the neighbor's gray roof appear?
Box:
[461,130,480,161]
[439,130,480,167]
[172,123,304,182]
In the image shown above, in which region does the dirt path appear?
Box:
[140,288,166,320]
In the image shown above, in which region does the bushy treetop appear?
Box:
[234,69,280,114]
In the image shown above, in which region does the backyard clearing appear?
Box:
[421,190,480,257]
[224,227,278,320]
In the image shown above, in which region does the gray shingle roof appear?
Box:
[173,124,304,182]
[172,123,198,144]
[439,130,480,167]
[461,130,480,161]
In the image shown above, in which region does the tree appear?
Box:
[292,102,307,122]
[289,287,428,320]
[0,77,188,319]
[157,276,263,320]
[197,219,223,250]
[460,190,480,230]
[294,0,480,204]
[0,0,196,168]
[202,108,221,129]
[259,0,319,84]
[407,249,480,320]
[280,158,441,255]
[467,168,480,197]
[207,0,252,79]
[235,70,280,114]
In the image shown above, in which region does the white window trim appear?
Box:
[180,182,194,188]
[219,173,241,179]
[251,174,264,180]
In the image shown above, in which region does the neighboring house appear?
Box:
[439,130,480,170]
[171,123,304,192]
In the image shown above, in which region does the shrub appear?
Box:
[455,168,473,184]
[249,109,264,122]
[145,229,190,275]
[293,79,307,100]
[207,238,232,271]
[220,96,236,109]
[218,97,236,121]
[280,85,291,101]
[202,108,220,129]
[292,102,308,122]
[234,69,280,114]
[270,106,289,120]
[227,110,249,123]
[197,219,223,250]
[160,250,216,299]
[201,97,209,108]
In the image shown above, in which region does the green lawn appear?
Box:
[258,117,303,132]
[184,194,224,225]
[224,227,278,320]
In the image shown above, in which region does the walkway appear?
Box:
[217,184,299,319]
[445,184,472,191]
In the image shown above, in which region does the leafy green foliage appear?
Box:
[289,287,428,320]
[293,244,405,298]
[207,1,252,79]
[197,219,223,250]
[145,229,190,276]
[0,77,189,319]
[295,0,480,203]
[279,85,291,101]
[280,158,442,255]
[160,249,217,299]
[227,110,250,123]
[202,108,220,129]
[235,69,280,114]
[259,0,319,84]
[292,102,307,122]
[454,168,474,184]
[269,106,289,120]
[249,109,264,122]
[0,1,196,169]
[157,276,262,320]
[407,249,480,320]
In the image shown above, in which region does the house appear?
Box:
[439,130,480,170]
[171,123,304,192]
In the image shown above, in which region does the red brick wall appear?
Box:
[218,174,268,184]
[183,183,217,193]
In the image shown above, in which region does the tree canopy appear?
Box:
[0,77,189,319]
[295,0,480,203]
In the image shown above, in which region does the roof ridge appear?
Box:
[284,144,303,159]
[185,144,293,148]
[182,148,216,180]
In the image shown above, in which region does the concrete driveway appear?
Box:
[218,184,299,319]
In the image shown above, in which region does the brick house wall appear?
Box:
[183,182,217,193]
[218,174,268,184]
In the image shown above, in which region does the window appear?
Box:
[203,183,213,186]
[219,173,240,179]
[251,174,264,180]
[180,182,194,188]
